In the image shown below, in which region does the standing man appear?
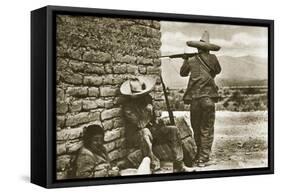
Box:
[180,31,221,167]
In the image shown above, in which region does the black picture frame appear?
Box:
[31,5,274,188]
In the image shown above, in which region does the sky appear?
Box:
[160,21,268,58]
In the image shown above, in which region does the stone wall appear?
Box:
[56,15,164,179]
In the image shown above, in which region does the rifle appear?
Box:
[160,75,175,125]
[160,52,198,59]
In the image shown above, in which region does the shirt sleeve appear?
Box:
[180,59,191,77]
[211,55,222,75]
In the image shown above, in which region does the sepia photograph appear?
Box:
[55,14,270,180]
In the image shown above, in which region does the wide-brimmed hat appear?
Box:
[120,76,156,98]
[186,31,221,51]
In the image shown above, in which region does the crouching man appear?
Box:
[120,76,194,172]
[74,124,119,178]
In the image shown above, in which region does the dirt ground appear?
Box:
[161,111,268,172]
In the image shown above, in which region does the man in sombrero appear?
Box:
[180,31,222,167]
[120,76,194,172]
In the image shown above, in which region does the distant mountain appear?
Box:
[161,55,268,88]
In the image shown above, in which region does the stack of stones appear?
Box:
[56,15,165,179]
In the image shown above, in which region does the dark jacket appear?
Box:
[180,53,221,103]
[122,94,156,148]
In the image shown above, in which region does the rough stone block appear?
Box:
[88,111,101,123]
[83,50,111,63]
[57,115,66,128]
[57,57,68,70]
[66,140,83,153]
[137,57,153,65]
[138,66,147,74]
[104,63,113,73]
[101,108,121,120]
[113,64,127,74]
[68,48,83,60]
[62,71,83,85]
[153,58,161,67]
[94,98,105,108]
[65,112,100,127]
[57,88,65,101]
[127,64,138,74]
[100,86,118,97]
[104,138,126,152]
[82,100,98,110]
[66,87,88,97]
[133,19,152,26]
[138,48,160,58]
[69,60,85,72]
[112,117,124,128]
[151,21,161,29]
[146,27,161,39]
[104,141,115,152]
[102,119,113,131]
[88,87,99,97]
[85,63,105,74]
[83,76,103,86]
[104,128,123,142]
[57,127,83,141]
[69,100,82,112]
[115,54,136,63]
[104,99,114,108]
[147,66,161,74]
[103,74,124,85]
[57,101,68,114]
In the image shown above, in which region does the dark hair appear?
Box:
[83,124,104,147]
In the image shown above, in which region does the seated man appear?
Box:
[74,124,118,178]
[120,76,194,172]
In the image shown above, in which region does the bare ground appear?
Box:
[161,111,268,171]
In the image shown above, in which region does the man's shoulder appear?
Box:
[202,53,219,64]
[209,53,218,59]
[77,147,95,158]
[204,53,218,61]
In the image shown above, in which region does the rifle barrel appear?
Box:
[160,53,197,59]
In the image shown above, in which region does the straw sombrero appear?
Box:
[120,76,156,98]
[186,31,221,51]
